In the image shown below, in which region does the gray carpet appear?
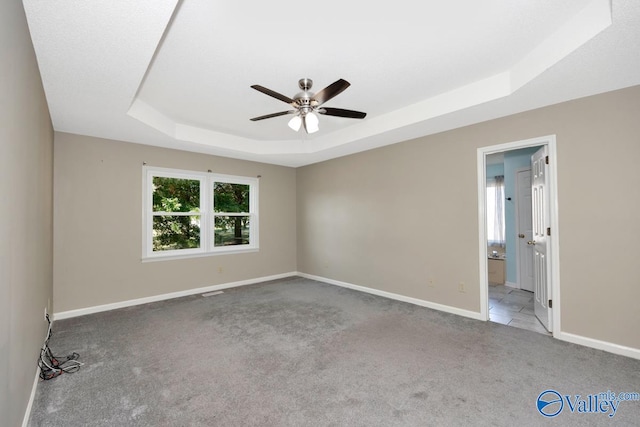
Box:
[29,277,640,426]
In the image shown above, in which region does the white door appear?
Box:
[516,169,534,292]
[531,147,552,332]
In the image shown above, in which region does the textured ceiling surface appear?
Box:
[23,0,640,166]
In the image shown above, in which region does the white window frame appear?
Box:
[142,166,259,261]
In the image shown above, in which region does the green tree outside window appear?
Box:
[152,177,201,251]
[214,183,250,246]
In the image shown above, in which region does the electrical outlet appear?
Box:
[218,266,223,274]
[458,282,466,293]
[428,278,435,288]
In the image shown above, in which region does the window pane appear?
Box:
[214,216,250,246]
[153,177,200,212]
[153,215,201,251]
[214,183,249,213]
[486,182,505,245]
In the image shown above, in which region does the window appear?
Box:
[486,175,505,247]
[143,166,258,259]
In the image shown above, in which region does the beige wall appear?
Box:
[53,133,297,312]
[297,85,640,350]
[0,1,54,425]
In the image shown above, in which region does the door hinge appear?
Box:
[545,155,549,165]
[547,227,551,236]
[548,299,553,308]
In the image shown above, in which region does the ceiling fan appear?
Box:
[250,78,366,134]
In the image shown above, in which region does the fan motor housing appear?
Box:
[293,79,317,110]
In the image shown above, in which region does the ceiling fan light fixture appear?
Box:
[250,78,366,134]
[288,115,302,132]
[305,112,319,133]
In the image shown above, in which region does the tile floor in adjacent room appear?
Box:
[489,284,550,335]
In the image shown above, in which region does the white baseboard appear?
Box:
[21,366,40,427]
[505,281,519,289]
[22,320,52,427]
[555,331,640,360]
[52,270,640,362]
[53,272,298,320]
[299,272,640,360]
[298,272,485,321]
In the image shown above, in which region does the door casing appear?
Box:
[477,135,561,336]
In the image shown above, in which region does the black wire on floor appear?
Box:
[38,314,83,380]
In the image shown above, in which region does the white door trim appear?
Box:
[477,135,561,337]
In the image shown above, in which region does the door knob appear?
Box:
[518,234,525,238]
[527,240,536,245]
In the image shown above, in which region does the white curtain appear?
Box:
[487,175,505,247]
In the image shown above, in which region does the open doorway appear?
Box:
[486,148,546,334]
[477,136,560,336]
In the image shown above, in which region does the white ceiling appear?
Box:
[23,0,640,167]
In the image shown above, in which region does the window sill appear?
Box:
[142,247,259,263]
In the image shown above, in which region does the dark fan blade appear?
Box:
[319,107,366,119]
[312,79,350,105]
[250,110,295,121]
[250,85,295,104]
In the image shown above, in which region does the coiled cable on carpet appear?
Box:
[38,314,83,380]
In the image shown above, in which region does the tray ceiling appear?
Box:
[23,0,640,166]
